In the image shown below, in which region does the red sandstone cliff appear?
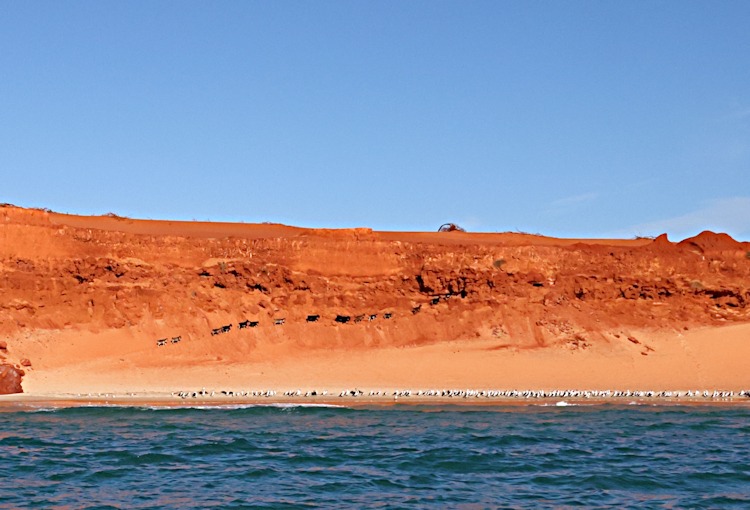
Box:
[1,205,749,394]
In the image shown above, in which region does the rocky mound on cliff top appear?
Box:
[678,230,744,252]
[0,205,749,394]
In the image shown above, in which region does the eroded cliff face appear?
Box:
[1,205,749,393]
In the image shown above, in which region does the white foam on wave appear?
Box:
[22,406,61,413]
[12,402,349,412]
[532,401,577,407]
[269,403,347,409]
[534,401,605,407]
[141,403,349,411]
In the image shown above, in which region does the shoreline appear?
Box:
[3,387,750,410]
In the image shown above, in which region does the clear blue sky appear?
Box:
[2,1,749,240]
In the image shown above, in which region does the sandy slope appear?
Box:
[1,205,749,396]
[13,323,750,396]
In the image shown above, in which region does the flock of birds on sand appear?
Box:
[170,387,750,401]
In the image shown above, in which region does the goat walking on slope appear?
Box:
[211,324,233,336]
[335,315,350,324]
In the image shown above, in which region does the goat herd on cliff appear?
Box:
[155,293,456,348]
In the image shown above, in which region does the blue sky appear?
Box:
[2,1,749,240]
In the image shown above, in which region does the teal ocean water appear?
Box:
[1,403,750,508]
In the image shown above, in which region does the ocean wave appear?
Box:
[20,406,62,413]
[141,403,350,411]
[3,405,750,507]
[4,402,351,415]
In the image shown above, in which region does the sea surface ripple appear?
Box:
[1,404,750,508]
